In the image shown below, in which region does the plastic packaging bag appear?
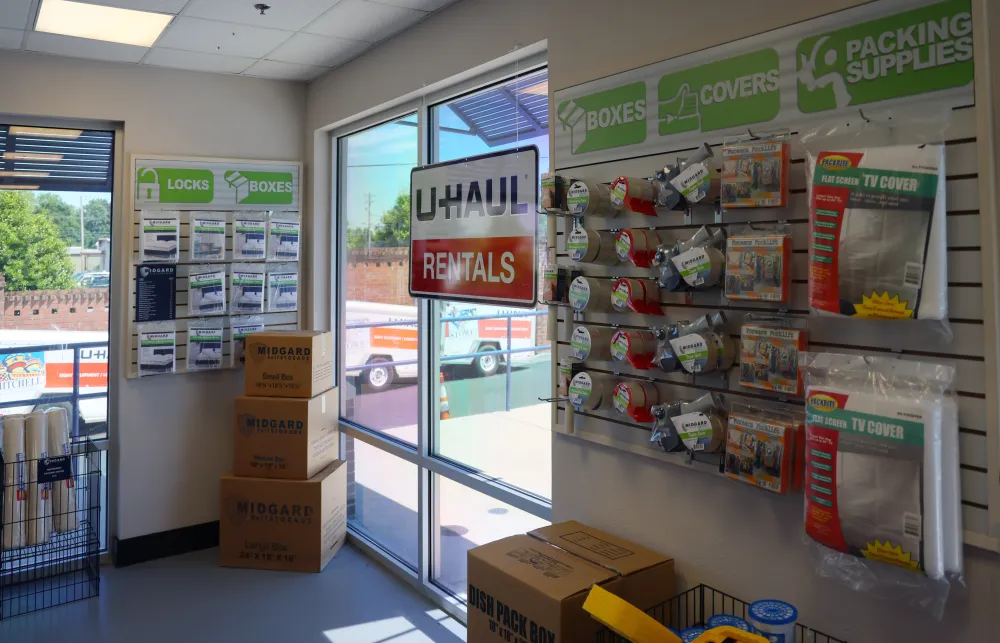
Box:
[186,318,223,371]
[720,133,790,208]
[801,352,962,619]
[267,263,298,312]
[801,114,949,322]
[231,316,265,368]
[232,212,267,260]
[267,212,300,261]
[188,212,227,261]
[139,212,180,263]
[137,321,176,377]
[739,315,807,396]
[188,265,226,315]
[725,223,791,302]
[724,402,802,494]
[230,263,265,314]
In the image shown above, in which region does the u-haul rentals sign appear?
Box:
[409,146,539,307]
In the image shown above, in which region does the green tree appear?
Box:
[82,198,111,248]
[371,193,410,247]
[33,193,79,247]
[0,192,74,290]
[346,226,369,250]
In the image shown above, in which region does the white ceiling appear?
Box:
[0,0,458,81]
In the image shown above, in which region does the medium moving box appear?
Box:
[467,521,674,643]
[244,331,334,398]
[220,460,346,573]
[234,390,339,480]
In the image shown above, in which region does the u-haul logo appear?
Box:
[819,155,852,171]
[808,394,839,412]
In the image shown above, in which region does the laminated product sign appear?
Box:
[554,0,973,166]
[409,146,539,307]
[133,157,299,210]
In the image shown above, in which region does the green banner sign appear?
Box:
[658,48,781,135]
[556,82,646,154]
[134,158,299,210]
[137,167,214,203]
[225,170,295,205]
[797,0,973,112]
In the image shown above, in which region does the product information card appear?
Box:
[135,264,176,322]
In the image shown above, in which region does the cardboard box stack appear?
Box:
[220,330,346,573]
[467,521,675,643]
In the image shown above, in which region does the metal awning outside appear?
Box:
[448,70,549,148]
[0,125,114,192]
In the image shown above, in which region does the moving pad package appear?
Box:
[807,144,946,319]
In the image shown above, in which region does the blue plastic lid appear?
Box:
[681,627,706,643]
[748,599,798,625]
[706,614,752,631]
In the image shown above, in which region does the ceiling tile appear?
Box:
[304,0,425,42]
[86,0,188,12]
[266,32,367,67]
[24,31,148,63]
[369,0,455,10]
[182,0,340,32]
[0,0,31,30]
[243,59,327,82]
[154,16,293,58]
[144,47,255,74]
[0,28,22,50]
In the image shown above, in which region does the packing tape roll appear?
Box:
[569,276,613,313]
[568,371,616,411]
[672,246,725,288]
[45,407,78,533]
[568,180,616,217]
[571,325,612,361]
[2,414,26,550]
[610,177,656,212]
[612,381,659,417]
[610,329,658,365]
[673,410,727,453]
[568,228,618,265]
[670,332,720,374]
[615,229,660,267]
[611,278,658,313]
[24,412,50,546]
[558,358,578,397]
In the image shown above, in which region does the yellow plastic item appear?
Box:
[583,585,681,643]
[691,626,770,643]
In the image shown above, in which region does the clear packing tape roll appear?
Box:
[568,371,618,412]
[569,276,613,313]
[568,228,618,266]
[610,176,657,216]
[610,329,658,370]
[2,414,26,550]
[571,325,613,361]
[568,180,616,217]
[46,407,78,533]
[611,278,662,315]
[613,381,658,423]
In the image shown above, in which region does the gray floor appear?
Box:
[0,544,467,643]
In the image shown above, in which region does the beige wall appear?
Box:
[0,50,306,540]
[306,0,1000,641]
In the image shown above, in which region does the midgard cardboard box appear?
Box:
[234,390,339,480]
[219,460,346,572]
[467,521,674,643]
[245,330,334,398]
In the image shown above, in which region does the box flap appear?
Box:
[469,535,614,600]
[529,521,670,576]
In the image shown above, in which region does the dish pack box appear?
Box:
[219,460,346,573]
[467,521,674,643]
[233,390,340,480]
[244,330,334,398]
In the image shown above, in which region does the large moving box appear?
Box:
[219,460,346,572]
[233,390,339,480]
[467,521,674,643]
[244,330,334,398]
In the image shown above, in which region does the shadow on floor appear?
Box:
[0,544,466,643]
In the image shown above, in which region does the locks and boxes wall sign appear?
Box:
[133,156,300,211]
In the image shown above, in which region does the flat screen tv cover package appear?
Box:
[801,353,962,619]
[807,143,947,320]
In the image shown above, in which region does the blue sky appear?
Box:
[341,104,549,234]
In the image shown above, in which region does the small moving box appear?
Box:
[233,390,339,480]
[244,330,334,398]
[219,460,346,572]
[467,521,674,643]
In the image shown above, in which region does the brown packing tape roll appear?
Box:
[568,180,616,217]
[571,325,612,361]
[568,228,618,265]
[612,380,659,416]
[610,329,658,365]
[610,177,656,211]
[610,278,655,313]
[707,413,727,452]
[569,276,613,313]
[568,371,616,411]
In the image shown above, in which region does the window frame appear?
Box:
[330,55,551,623]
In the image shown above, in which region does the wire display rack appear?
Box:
[595,584,846,643]
[1,438,101,620]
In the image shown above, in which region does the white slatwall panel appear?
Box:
[551,107,996,548]
[126,213,301,378]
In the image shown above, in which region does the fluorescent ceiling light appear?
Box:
[0,185,41,190]
[4,152,63,162]
[9,126,82,139]
[35,0,172,48]
[0,171,50,178]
